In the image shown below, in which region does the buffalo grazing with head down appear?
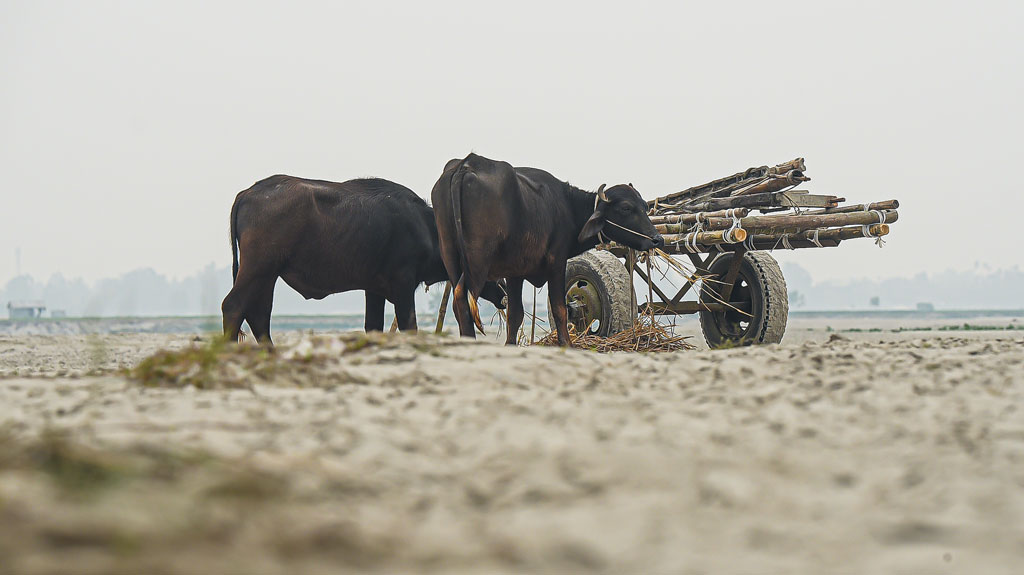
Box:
[222,175,506,344]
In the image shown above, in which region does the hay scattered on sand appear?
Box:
[127,331,442,389]
[535,310,694,353]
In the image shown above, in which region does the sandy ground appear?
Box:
[1,321,1022,574]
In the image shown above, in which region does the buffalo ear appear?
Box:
[578,208,606,242]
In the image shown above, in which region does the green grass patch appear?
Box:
[128,336,268,389]
[0,429,131,498]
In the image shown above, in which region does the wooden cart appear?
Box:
[558,158,899,348]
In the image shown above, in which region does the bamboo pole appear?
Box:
[658,211,898,237]
[662,227,747,246]
[682,191,840,213]
[530,287,537,344]
[647,236,842,255]
[650,158,807,208]
[731,170,810,196]
[813,200,900,215]
[662,224,886,251]
[651,168,766,207]
[750,224,889,244]
[656,224,887,255]
[656,218,734,234]
[768,158,807,174]
[740,237,840,250]
[739,209,898,233]
[433,281,452,334]
[650,208,750,225]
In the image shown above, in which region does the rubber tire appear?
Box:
[548,249,635,337]
[698,251,788,348]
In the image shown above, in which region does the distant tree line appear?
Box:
[0,264,362,317]
[780,262,1024,310]
[3,262,1022,318]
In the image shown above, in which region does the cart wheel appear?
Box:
[699,251,788,348]
[549,250,635,337]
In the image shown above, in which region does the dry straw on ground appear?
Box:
[535,309,694,353]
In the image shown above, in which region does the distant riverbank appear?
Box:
[2,309,1022,338]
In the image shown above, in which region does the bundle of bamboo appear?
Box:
[646,158,899,255]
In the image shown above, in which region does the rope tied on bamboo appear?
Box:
[811,228,824,248]
[781,235,795,250]
[684,213,705,253]
[673,229,699,253]
[693,212,705,233]
[725,214,743,244]
[861,210,887,248]
[687,231,700,253]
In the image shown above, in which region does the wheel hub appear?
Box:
[718,277,753,338]
[566,278,603,334]
[703,267,757,340]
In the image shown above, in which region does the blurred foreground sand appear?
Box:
[0,318,1022,574]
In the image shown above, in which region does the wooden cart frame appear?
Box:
[559,158,899,348]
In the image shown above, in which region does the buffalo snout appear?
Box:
[480,280,508,310]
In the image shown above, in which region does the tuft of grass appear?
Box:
[344,333,373,353]
[129,337,236,389]
[18,430,130,497]
[710,338,747,350]
[0,428,288,503]
[127,331,412,389]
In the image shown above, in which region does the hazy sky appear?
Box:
[2,0,1021,287]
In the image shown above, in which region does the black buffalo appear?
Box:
[222,175,506,344]
[431,153,663,346]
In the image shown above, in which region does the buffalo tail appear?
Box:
[230,194,240,282]
[450,160,485,334]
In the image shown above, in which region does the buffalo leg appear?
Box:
[394,290,419,333]
[364,292,386,332]
[437,229,472,338]
[221,288,247,342]
[439,235,486,338]
[222,270,271,342]
[451,277,477,338]
[547,266,570,347]
[504,277,525,345]
[246,280,277,345]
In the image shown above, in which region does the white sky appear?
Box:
[2,0,1022,286]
